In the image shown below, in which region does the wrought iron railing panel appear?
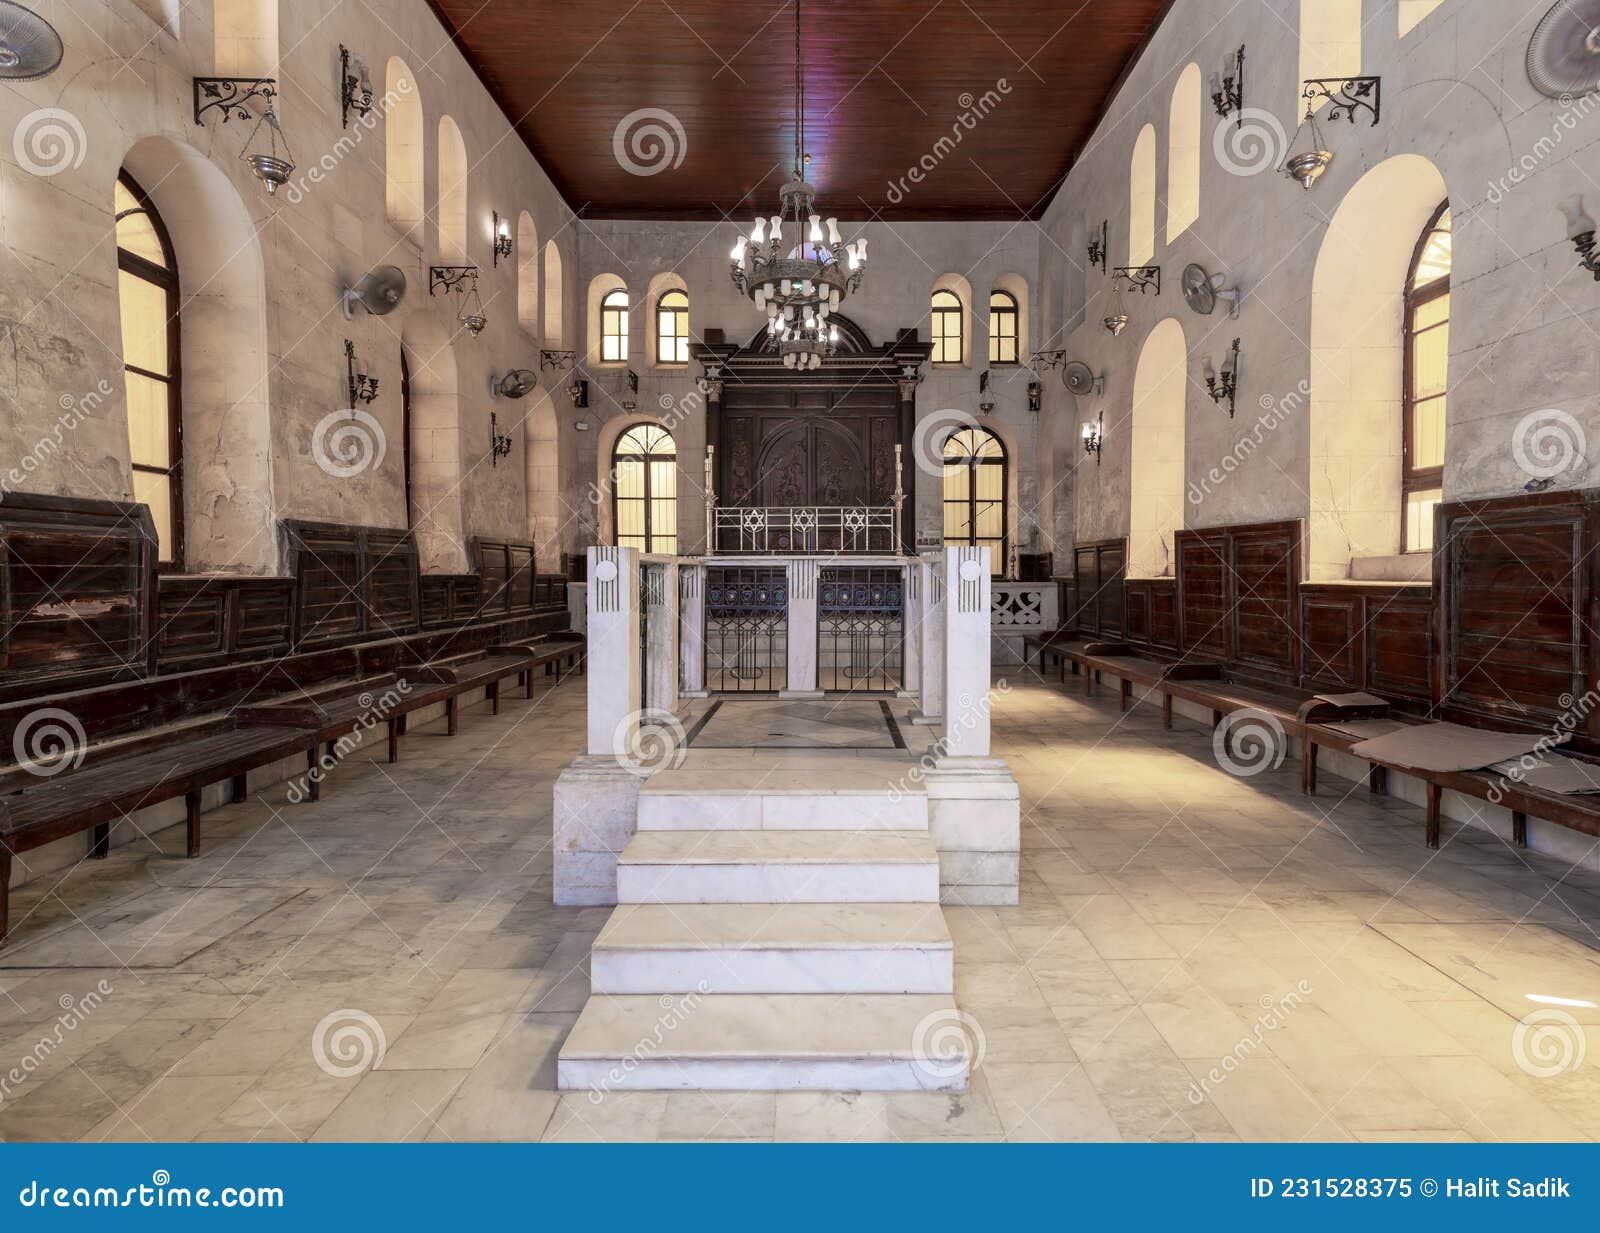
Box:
[713,505,897,555]
[705,566,788,693]
[818,566,904,693]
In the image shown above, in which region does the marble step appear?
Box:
[557,993,971,1092]
[637,754,927,831]
[616,830,940,904]
[589,903,954,994]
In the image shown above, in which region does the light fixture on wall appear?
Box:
[1559,195,1600,280]
[194,77,295,196]
[430,265,486,337]
[1103,266,1159,336]
[622,369,640,413]
[339,45,373,129]
[1027,380,1042,413]
[344,339,378,407]
[1082,417,1103,462]
[1302,76,1382,125]
[1204,338,1240,417]
[978,369,995,415]
[1087,219,1108,274]
[488,412,514,466]
[567,378,589,408]
[728,0,867,371]
[492,211,514,267]
[1280,100,1334,190]
[1211,45,1244,122]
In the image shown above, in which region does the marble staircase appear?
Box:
[556,753,971,1093]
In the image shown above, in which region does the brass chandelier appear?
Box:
[729,0,866,369]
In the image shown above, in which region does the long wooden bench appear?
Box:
[492,634,586,696]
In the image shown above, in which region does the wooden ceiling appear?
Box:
[425,0,1173,220]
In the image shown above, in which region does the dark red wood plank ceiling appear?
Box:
[424,0,1173,220]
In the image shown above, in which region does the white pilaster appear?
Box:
[900,559,922,699]
[911,551,945,725]
[942,545,991,758]
[680,563,706,697]
[645,560,680,717]
[781,557,822,698]
[584,544,641,756]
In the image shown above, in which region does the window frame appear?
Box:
[612,423,677,555]
[1401,199,1450,554]
[600,287,629,364]
[115,169,184,571]
[655,288,689,366]
[987,290,1019,366]
[942,426,1008,576]
[930,289,964,366]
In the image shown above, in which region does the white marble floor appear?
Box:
[686,698,906,749]
[3,673,1600,1141]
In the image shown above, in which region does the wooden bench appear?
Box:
[492,635,585,696]
[1020,630,1081,675]
[0,716,315,943]
[234,674,406,794]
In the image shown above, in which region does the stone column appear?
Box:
[900,558,921,700]
[645,560,681,717]
[680,562,706,697]
[781,557,822,698]
[943,545,992,757]
[911,551,944,725]
[554,545,644,906]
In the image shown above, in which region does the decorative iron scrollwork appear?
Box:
[1112,265,1162,296]
[1301,76,1381,125]
[193,77,278,126]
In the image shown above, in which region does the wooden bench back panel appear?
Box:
[1070,539,1126,636]
[474,540,538,616]
[1437,492,1597,734]
[154,577,293,674]
[284,521,420,648]
[1299,583,1430,705]
[1124,579,1177,649]
[1175,521,1301,677]
[0,494,155,697]
[1176,528,1230,657]
[364,529,422,636]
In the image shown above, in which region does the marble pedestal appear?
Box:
[552,755,645,906]
[925,754,1020,906]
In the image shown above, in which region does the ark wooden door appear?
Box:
[720,382,900,510]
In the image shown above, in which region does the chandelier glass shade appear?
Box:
[728,0,866,369]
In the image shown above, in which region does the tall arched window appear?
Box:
[516,211,539,336]
[601,288,630,362]
[1403,202,1450,553]
[384,58,423,245]
[115,171,182,567]
[931,289,963,364]
[613,424,676,554]
[543,242,565,346]
[436,116,468,264]
[656,289,688,364]
[1129,124,1156,267]
[988,290,1018,365]
[943,427,1006,575]
[1300,0,1362,111]
[1167,64,1201,241]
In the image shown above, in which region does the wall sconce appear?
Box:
[489,412,513,466]
[344,339,378,407]
[623,369,639,412]
[978,369,995,415]
[1027,380,1043,413]
[1559,195,1600,280]
[430,265,486,337]
[1104,266,1160,337]
[567,378,589,408]
[1082,417,1103,462]
[492,211,514,267]
[340,46,373,129]
[1087,219,1108,274]
[1281,100,1334,190]
[193,79,294,196]
[1211,46,1244,122]
[1204,338,1240,417]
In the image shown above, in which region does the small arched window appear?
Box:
[115,171,182,568]
[931,289,963,364]
[656,289,688,364]
[601,288,629,362]
[1403,201,1450,553]
[942,427,1006,575]
[613,424,677,554]
[988,291,1019,365]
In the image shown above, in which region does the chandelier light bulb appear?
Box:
[856,237,867,261]
[829,289,840,311]
[809,215,822,242]
[829,325,839,343]
[732,236,747,262]
[751,218,765,243]
[801,279,813,295]
[827,217,841,245]
[785,304,795,320]
[770,215,782,240]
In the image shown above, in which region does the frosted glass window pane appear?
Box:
[1411,322,1448,399]
[132,469,173,561]
[118,272,169,375]
[125,371,171,468]
[1406,488,1441,552]
[1412,397,1445,469]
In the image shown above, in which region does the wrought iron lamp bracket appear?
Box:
[193,77,278,125]
[1301,76,1381,125]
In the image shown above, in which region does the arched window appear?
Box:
[516,211,538,336]
[1129,124,1156,267]
[613,424,676,554]
[943,427,1006,575]
[931,289,963,364]
[115,171,182,568]
[384,58,423,245]
[436,116,468,264]
[601,288,629,362]
[543,243,564,347]
[1167,64,1201,241]
[988,291,1018,365]
[1300,0,1362,111]
[1403,202,1450,553]
[656,289,688,364]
